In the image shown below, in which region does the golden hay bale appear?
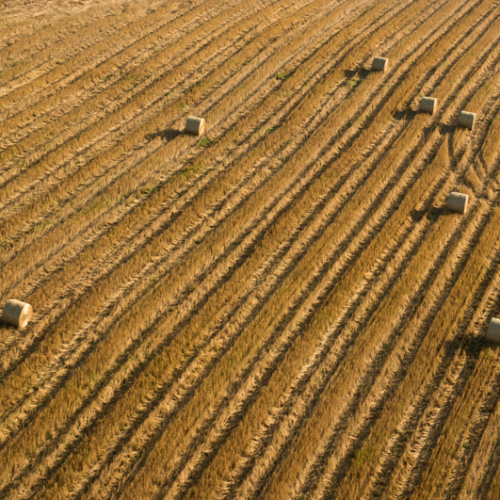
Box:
[1,299,33,329]
[458,111,475,130]
[372,57,388,72]
[419,96,437,114]
[447,192,468,214]
[487,318,500,344]
[185,116,206,136]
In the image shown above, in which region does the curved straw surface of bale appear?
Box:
[419,96,437,114]
[1,299,33,329]
[185,116,206,136]
[487,318,500,345]
[458,110,475,130]
[447,192,468,214]
[372,56,388,71]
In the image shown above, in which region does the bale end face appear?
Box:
[487,318,500,345]
[419,97,437,114]
[1,299,33,329]
[447,192,468,214]
[458,111,475,130]
[372,57,388,72]
[185,116,205,136]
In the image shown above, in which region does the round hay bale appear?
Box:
[185,116,205,136]
[447,192,468,214]
[458,111,475,130]
[1,299,33,329]
[487,318,500,344]
[372,57,388,72]
[419,97,437,114]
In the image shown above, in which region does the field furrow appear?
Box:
[0,0,366,292]
[298,88,500,500]
[167,6,500,496]
[0,0,388,400]
[1,0,424,492]
[2,0,500,498]
[0,0,434,418]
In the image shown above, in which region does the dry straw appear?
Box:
[1,299,33,329]
[372,57,388,72]
[447,192,468,214]
[419,97,437,114]
[487,318,500,344]
[185,116,206,136]
[458,111,475,130]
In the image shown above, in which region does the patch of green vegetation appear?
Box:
[198,137,214,148]
[34,219,54,232]
[120,73,147,85]
[139,185,157,196]
[354,450,371,468]
[266,127,276,134]
[179,162,206,180]
[276,70,292,81]
[188,81,202,93]
[346,77,362,88]
[81,195,114,215]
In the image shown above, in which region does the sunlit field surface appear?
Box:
[1,0,500,498]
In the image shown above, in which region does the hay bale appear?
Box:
[372,57,388,72]
[185,116,205,136]
[458,111,475,130]
[447,192,468,214]
[487,318,500,344]
[1,299,33,329]
[419,97,437,114]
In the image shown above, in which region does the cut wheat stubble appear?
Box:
[0,0,362,256]
[0,0,410,448]
[0,0,394,406]
[30,3,496,496]
[0,17,402,494]
[270,43,500,500]
[4,0,498,499]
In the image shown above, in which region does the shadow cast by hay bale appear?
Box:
[145,128,182,142]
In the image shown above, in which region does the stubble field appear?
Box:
[1,0,500,499]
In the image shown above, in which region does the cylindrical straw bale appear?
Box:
[1,299,33,329]
[372,57,388,72]
[487,318,500,344]
[458,111,475,130]
[419,97,437,114]
[447,192,468,214]
[185,116,205,136]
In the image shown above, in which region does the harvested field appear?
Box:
[1,0,500,498]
